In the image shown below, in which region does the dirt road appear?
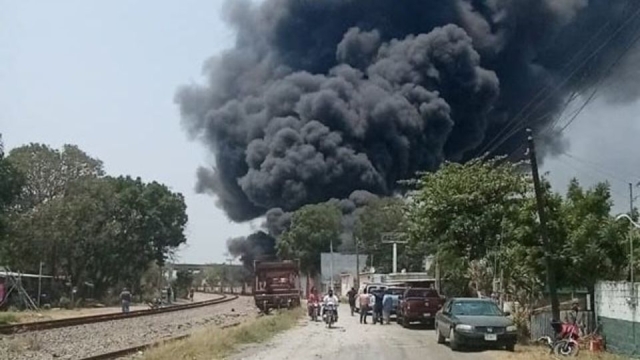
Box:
[231,306,502,360]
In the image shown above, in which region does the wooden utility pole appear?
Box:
[355,236,360,291]
[526,128,560,321]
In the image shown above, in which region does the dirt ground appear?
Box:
[12,292,221,323]
[228,305,624,360]
[229,305,504,360]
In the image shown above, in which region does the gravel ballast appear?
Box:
[0,296,257,360]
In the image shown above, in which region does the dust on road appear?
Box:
[230,305,501,360]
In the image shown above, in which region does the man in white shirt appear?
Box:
[322,289,340,322]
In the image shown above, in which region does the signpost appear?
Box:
[381,232,407,274]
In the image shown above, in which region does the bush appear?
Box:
[0,312,18,325]
[58,296,71,309]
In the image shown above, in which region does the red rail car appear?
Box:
[253,260,301,313]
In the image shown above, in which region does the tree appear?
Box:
[7,143,104,211]
[561,179,628,307]
[4,175,188,298]
[173,270,194,298]
[405,158,531,296]
[354,197,408,273]
[277,203,342,277]
[0,135,24,243]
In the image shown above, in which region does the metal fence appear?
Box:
[529,310,595,339]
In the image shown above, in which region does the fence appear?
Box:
[529,310,595,339]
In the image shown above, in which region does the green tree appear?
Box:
[277,203,342,277]
[7,143,104,211]
[0,135,24,243]
[173,270,194,298]
[354,197,408,273]
[405,158,531,296]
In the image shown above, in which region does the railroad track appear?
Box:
[78,322,242,360]
[0,294,239,335]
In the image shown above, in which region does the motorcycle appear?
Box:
[323,303,337,328]
[147,297,163,310]
[537,320,580,357]
[308,302,320,321]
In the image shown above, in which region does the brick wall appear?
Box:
[595,281,640,356]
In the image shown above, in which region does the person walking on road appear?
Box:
[347,287,357,316]
[382,290,393,324]
[358,288,370,324]
[120,287,132,314]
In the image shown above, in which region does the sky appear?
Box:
[2,0,639,264]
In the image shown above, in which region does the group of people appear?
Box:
[307,286,394,325]
[350,287,394,325]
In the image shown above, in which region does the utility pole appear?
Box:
[527,128,560,321]
[382,232,407,274]
[630,183,635,287]
[355,236,360,291]
[330,239,334,293]
[37,261,43,307]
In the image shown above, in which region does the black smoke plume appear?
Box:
[227,231,277,269]
[179,0,640,222]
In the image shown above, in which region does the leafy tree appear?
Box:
[354,197,408,273]
[405,158,531,296]
[7,143,104,211]
[277,203,342,277]
[173,270,194,298]
[0,135,24,243]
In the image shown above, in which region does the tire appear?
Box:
[402,317,410,328]
[435,323,445,344]
[449,328,461,351]
[505,343,515,352]
[553,341,579,357]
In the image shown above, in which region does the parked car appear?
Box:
[397,287,444,327]
[434,297,517,352]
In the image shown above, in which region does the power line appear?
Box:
[554,155,630,199]
[560,152,640,183]
[479,4,640,158]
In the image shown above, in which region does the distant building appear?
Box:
[320,253,368,295]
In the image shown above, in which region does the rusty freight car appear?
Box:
[253,260,301,313]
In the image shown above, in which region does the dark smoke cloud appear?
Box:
[227,230,277,269]
[178,0,640,222]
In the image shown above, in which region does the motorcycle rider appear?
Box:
[322,289,340,322]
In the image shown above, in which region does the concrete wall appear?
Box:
[595,281,640,356]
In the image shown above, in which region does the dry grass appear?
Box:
[141,307,304,360]
[490,345,631,360]
[4,335,42,354]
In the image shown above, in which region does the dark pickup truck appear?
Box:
[397,288,445,328]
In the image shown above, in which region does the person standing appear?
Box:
[358,288,370,324]
[189,288,195,302]
[382,290,393,324]
[347,287,357,316]
[372,290,384,324]
[120,287,132,314]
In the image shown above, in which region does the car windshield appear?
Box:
[451,301,503,316]
[406,289,438,298]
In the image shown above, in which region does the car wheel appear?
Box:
[505,343,515,352]
[435,323,445,344]
[402,316,410,328]
[449,327,460,351]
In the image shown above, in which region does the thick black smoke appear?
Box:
[179,0,640,222]
[227,230,277,269]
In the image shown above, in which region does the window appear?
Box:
[450,301,502,316]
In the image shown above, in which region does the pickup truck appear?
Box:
[397,287,444,328]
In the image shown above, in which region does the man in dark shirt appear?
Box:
[120,287,132,313]
[347,287,357,316]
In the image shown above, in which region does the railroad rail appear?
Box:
[79,322,242,360]
[0,294,239,335]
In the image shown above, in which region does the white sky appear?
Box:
[2,0,639,264]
